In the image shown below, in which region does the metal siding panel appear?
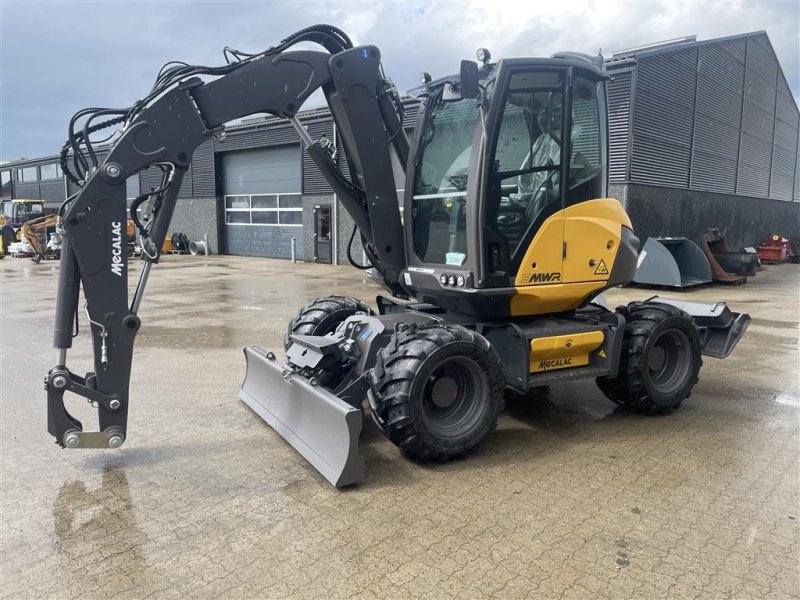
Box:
[690,41,745,193]
[737,35,779,198]
[775,91,799,131]
[14,182,40,199]
[302,120,334,195]
[140,166,165,194]
[769,141,796,201]
[608,71,631,182]
[39,180,65,203]
[67,178,81,196]
[222,145,301,195]
[178,163,193,198]
[795,130,800,201]
[218,124,297,151]
[630,47,697,187]
[746,34,778,86]
[192,139,215,197]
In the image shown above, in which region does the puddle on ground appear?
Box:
[749,318,800,329]
[773,393,800,408]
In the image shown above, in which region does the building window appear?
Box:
[0,170,11,195]
[224,193,303,226]
[19,166,38,182]
[40,163,63,180]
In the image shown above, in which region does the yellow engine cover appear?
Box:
[511,198,632,316]
[529,330,605,373]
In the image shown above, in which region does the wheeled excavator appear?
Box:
[46,25,750,487]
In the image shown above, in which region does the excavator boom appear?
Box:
[46,27,409,472]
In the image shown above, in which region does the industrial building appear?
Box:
[2,30,797,260]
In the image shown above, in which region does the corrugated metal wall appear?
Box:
[607,69,632,182]
[615,32,798,201]
[771,73,799,200]
[302,120,335,195]
[191,139,215,197]
[737,34,777,197]
[630,45,698,187]
[690,37,746,194]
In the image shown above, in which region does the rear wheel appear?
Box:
[597,302,702,414]
[368,324,504,461]
[284,295,372,352]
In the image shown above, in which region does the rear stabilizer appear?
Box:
[238,346,364,488]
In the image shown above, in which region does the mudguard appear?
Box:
[238,346,364,487]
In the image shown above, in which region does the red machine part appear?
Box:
[757,234,791,263]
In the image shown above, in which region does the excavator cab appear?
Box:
[401,56,638,318]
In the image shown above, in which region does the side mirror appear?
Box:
[459,60,479,99]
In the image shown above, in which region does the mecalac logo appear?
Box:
[527,272,561,284]
[111,221,124,277]
[538,357,572,370]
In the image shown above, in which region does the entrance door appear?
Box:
[314,205,332,264]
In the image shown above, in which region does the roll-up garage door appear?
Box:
[222,145,303,258]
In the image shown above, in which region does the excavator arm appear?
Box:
[46,26,409,450]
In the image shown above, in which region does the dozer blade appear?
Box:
[238,346,364,488]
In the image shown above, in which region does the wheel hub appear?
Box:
[431,376,459,408]
[648,345,666,372]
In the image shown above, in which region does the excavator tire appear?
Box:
[368,324,504,461]
[284,295,372,352]
[596,302,702,414]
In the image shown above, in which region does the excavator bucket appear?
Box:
[633,237,712,288]
[238,346,365,488]
[698,229,754,282]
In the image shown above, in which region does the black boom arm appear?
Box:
[46,35,408,449]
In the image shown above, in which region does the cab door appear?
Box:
[480,65,568,289]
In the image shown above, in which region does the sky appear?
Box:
[0,0,798,163]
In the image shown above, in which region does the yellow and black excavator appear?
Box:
[45,25,749,487]
[1,198,47,257]
[21,213,60,263]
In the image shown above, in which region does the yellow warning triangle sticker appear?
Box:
[598,349,606,358]
[594,259,609,275]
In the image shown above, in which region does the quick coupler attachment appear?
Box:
[238,346,365,488]
[46,368,126,449]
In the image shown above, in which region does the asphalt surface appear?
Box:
[1,255,798,599]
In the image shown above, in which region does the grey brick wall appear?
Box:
[302,195,328,262]
[168,197,219,253]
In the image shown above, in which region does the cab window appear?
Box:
[491,71,564,262]
[411,94,480,266]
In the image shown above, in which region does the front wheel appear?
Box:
[284,295,373,352]
[368,324,504,461]
[597,302,702,414]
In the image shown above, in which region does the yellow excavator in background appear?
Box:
[1,198,48,258]
[21,214,60,263]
